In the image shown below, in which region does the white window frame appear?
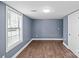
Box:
[6,6,23,52]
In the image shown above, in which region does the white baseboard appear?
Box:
[69,48,79,58]
[12,38,63,58]
[63,42,69,49]
[12,39,79,58]
[63,42,79,58]
[32,38,63,40]
[12,39,32,58]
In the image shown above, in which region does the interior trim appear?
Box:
[12,39,32,58]
[6,6,23,53]
[63,42,69,49]
[12,38,63,58]
[32,38,63,40]
[63,42,79,58]
[12,39,76,58]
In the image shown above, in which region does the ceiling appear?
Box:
[3,1,79,20]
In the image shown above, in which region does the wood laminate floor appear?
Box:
[17,40,77,58]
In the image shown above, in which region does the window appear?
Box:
[6,6,23,52]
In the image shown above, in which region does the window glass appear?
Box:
[6,6,23,52]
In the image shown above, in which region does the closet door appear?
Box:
[68,11,79,54]
[68,13,75,51]
[73,11,79,53]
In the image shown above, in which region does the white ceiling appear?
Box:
[3,1,79,19]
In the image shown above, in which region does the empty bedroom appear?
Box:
[0,0,79,58]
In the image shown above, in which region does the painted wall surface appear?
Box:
[32,19,63,38]
[0,2,32,58]
[63,16,68,45]
[0,2,6,58]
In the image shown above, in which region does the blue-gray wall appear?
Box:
[0,2,6,58]
[32,19,63,38]
[63,16,68,45]
[0,2,32,58]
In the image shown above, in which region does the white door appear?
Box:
[68,11,79,54]
[68,13,75,51]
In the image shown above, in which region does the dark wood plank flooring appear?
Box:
[17,40,77,58]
